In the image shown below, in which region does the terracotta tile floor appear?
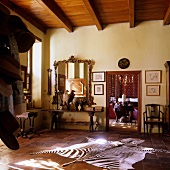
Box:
[109,119,138,131]
[0,129,170,170]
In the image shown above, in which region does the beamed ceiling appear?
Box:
[0,0,170,33]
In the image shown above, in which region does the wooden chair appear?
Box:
[109,103,117,119]
[143,104,165,135]
[130,107,138,125]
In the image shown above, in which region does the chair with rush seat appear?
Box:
[143,104,165,135]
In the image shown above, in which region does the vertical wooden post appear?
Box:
[47,68,52,95]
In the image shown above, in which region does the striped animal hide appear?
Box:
[31,138,170,170]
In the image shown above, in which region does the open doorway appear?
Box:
[106,71,142,132]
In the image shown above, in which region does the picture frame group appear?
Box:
[92,72,105,82]
[145,70,162,83]
[146,85,160,96]
[145,70,162,96]
[94,84,104,95]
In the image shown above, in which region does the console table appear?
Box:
[44,108,103,132]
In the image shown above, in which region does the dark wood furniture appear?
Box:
[143,104,165,135]
[114,103,134,123]
[109,102,117,119]
[165,61,170,130]
[131,107,138,125]
[47,109,103,132]
[16,112,38,138]
[49,110,64,130]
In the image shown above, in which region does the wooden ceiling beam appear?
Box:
[36,0,73,32]
[82,0,102,30]
[128,0,135,28]
[0,0,46,33]
[163,5,170,25]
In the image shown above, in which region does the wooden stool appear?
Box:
[27,112,38,135]
[16,112,38,138]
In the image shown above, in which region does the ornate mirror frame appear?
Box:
[53,56,95,106]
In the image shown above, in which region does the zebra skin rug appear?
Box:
[30,138,170,170]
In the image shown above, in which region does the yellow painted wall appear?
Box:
[9,8,46,109]
[19,52,28,66]
[44,21,170,130]
[7,5,170,131]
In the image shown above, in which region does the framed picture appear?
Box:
[21,65,27,88]
[145,70,162,83]
[94,84,104,95]
[66,78,86,97]
[92,72,105,82]
[146,85,160,96]
[58,74,65,91]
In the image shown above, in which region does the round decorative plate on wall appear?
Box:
[118,58,130,69]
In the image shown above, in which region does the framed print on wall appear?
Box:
[92,72,105,82]
[21,65,27,89]
[66,78,86,97]
[58,74,65,91]
[94,84,104,95]
[145,70,162,83]
[146,85,160,96]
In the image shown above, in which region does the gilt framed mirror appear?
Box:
[53,56,95,106]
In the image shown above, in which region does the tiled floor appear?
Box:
[109,119,138,131]
[0,129,170,170]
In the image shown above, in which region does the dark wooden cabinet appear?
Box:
[164,61,170,129]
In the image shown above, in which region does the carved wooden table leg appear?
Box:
[88,112,95,132]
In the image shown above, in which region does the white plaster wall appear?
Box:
[9,8,45,109]
[7,4,170,131]
[45,21,170,130]
[32,43,42,108]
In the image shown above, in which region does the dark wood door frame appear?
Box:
[106,71,142,132]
